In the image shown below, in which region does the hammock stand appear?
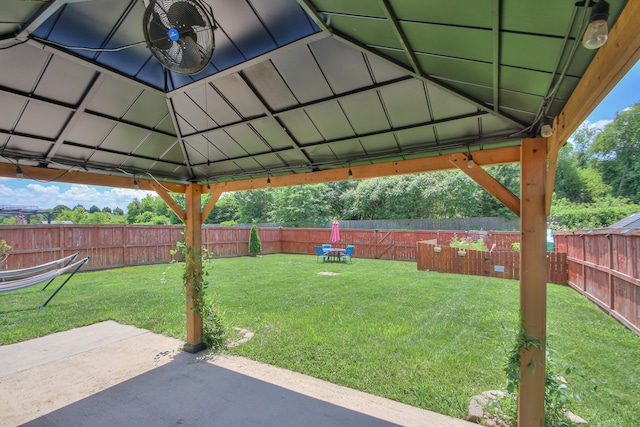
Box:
[0,255,90,311]
[0,252,79,281]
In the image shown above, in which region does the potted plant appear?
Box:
[434,245,442,253]
[458,249,467,257]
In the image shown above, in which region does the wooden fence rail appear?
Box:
[555,229,640,336]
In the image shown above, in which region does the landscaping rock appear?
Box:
[566,410,588,424]
[468,390,588,426]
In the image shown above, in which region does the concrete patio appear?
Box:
[0,321,475,427]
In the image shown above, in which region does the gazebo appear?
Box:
[1,1,638,425]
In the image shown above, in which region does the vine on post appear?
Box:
[170,241,229,350]
[488,315,579,426]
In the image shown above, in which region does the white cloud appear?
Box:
[589,119,613,131]
[1,180,154,211]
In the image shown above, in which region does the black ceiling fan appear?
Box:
[142,0,215,75]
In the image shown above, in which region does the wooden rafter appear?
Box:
[149,181,185,222]
[449,153,520,217]
[206,146,520,193]
[201,184,223,224]
[0,163,185,193]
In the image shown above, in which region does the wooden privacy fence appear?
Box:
[555,229,640,336]
[416,242,568,285]
[0,224,523,271]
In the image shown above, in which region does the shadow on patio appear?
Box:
[0,321,474,427]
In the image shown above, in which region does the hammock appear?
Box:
[0,256,90,311]
[0,252,79,281]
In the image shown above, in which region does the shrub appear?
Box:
[0,239,11,264]
[249,224,261,256]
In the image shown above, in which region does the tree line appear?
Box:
[3,102,639,230]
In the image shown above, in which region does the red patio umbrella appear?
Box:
[330,220,340,244]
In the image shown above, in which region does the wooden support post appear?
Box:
[183,183,205,353]
[518,138,548,427]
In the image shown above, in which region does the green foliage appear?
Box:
[169,241,229,350]
[449,234,487,251]
[201,299,229,350]
[589,101,640,202]
[489,319,579,427]
[511,242,520,252]
[0,239,12,264]
[249,224,261,255]
[268,184,330,226]
[205,193,239,224]
[235,189,273,223]
[550,196,640,230]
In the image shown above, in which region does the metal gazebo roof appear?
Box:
[0,0,633,186]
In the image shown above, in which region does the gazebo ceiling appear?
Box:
[0,0,630,185]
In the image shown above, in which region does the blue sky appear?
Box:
[1,61,639,212]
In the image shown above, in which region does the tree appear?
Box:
[126,199,141,224]
[554,146,586,202]
[268,185,330,226]
[51,204,71,220]
[102,206,112,214]
[89,205,101,213]
[249,224,261,256]
[205,193,239,224]
[113,207,124,215]
[590,101,640,202]
[235,189,273,223]
[571,122,600,168]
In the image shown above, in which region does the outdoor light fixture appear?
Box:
[266,174,271,188]
[467,154,475,168]
[16,165,23,178]
[540,115,553,138]
[582,0,610,49]
[133,178,139,189]
[348,163,353,179]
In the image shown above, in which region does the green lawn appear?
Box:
[1,254,638,426]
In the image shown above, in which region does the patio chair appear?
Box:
[340,245,355,263]
[315,246,328,263]
[322,244,332,251]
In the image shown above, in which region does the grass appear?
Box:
[1,254,638,426]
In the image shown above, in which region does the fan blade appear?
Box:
[167,1,206,32]
[148,11,173,50]
[179,36,205,71]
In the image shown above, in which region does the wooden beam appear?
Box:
[212,146,521,193]
[149,181,186,222]
[518,138,548,427]
[0,163,186,193]
[554,0,640,144]
[201,184,223,224]
[183,183,204,353]
[449,153,520,217]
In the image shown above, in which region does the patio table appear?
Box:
[324,247,345,262]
